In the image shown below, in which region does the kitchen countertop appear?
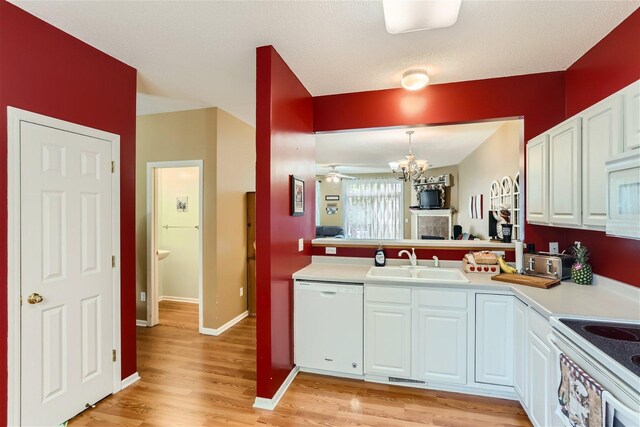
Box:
[293,262,640,323]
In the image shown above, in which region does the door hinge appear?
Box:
[111,161,115,173]
[112,256,116,268]
[112,349,117,362]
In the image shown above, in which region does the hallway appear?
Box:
[70,303,530,426]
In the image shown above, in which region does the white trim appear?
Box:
[136,319,148,327]
[146,160,204,332]
[158,295,199,304]
[253,366,300,411]
[120,372,140,390]
[200,311,249,336]
[6,107,122,426]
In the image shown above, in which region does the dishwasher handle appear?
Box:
[295,281,363,294]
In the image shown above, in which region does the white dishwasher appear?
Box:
[294,280,363,376]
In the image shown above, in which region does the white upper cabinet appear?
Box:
[525,79,639,230]
[582,95,623,229]
[526,134,549,224]
[475,294,514,387]
[549,117,582,226]
[623,81,640,152]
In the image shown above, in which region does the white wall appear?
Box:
[157,167,200,300]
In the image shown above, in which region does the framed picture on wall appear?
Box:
[290,175,305,216]
[325,195,340,201]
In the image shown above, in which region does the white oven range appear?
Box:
[549,316,640,427]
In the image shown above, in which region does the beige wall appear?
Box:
[457,121,521,239]
[136,108,255,328]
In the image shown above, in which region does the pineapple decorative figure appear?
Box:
[571,242,593,285]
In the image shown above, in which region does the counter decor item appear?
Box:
[462,252,499,274]
[571,242,593,285]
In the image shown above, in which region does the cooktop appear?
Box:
[559,318,640,377]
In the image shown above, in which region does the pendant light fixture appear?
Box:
[389,130,429,182]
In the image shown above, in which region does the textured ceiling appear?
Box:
[10,1,638,126]
[316,120,512,175]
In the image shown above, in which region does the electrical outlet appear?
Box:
[140,292,146,302]
[549,242,559,254]
[240,287,244,297]
[325,247,337,255]
[298,238,304,252]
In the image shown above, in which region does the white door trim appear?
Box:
[146,160,204,331]
[6,107,122,427]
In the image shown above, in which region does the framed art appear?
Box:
[325,195,340,201]
[291,175,304,216]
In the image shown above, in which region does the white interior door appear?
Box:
[20,121,114,426]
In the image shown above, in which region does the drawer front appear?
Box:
[415,288,467,309]
[527,306,551,340]
[365,285,411,304]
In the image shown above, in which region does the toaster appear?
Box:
[523,253,573,280]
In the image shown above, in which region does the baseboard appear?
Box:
[136,319,148,327]
[200,310,249,336]
[121,372,140,390]
[253,366,300,410]
[158,295,199,304]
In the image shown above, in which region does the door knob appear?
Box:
[27,293,44,304]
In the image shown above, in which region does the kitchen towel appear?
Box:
[556,353,604,427]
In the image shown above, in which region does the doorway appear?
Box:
[147,161,203,330]
[7,107,122,426]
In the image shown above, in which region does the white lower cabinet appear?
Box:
[525,307,562,427]
[416,307,467,384]
[527,331,553,427]
[475,294,514,386]
[364,286,412,378]
[513,297,528,405]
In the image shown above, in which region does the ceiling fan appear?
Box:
[324,165,355,183]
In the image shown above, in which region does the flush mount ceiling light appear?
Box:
[401,69,430,90]
[383,0,462,34]
[389,130,429,182]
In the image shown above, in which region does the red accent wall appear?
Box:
[311,246,516,262]
[0,2,138,420]
[563,9,640,287]
[255,46,315,399]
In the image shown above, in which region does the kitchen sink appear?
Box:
[366,266,469,284]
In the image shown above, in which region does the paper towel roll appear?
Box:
[515,240,524,273]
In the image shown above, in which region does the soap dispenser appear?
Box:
[375,242,386,267]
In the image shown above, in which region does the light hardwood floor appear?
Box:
[70,301,531,426]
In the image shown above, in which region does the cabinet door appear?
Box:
[582,96,623,229]
[416,308,467,384]
[475,294,514,386]
[623,81,640,152]
[549,118,582,226]
[527,332,552,427]
[526,134,549,224]
[364,302,411,377]
[513,298,528,404]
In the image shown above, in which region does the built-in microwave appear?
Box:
[605,151,640,239]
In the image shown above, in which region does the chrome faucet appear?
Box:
[398,248,417,267]
[432,255,439,268]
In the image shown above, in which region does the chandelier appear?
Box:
[389,130,428,182]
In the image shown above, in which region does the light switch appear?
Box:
[298,238,304,252]
[325,247,337,255]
